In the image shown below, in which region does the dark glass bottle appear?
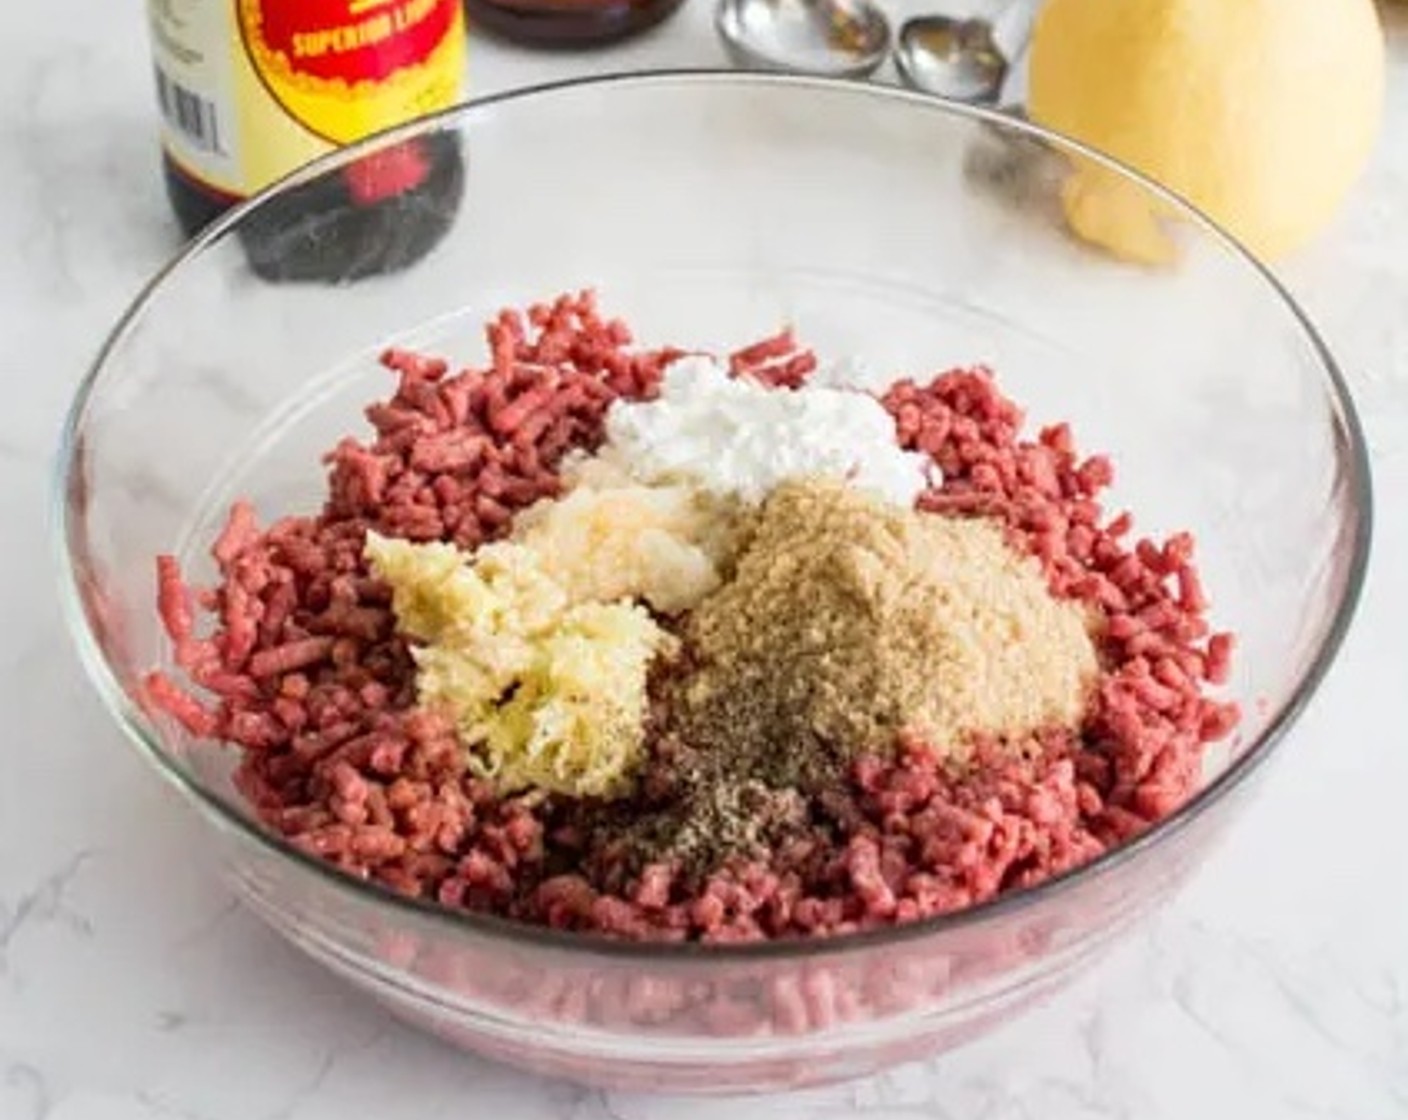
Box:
[149,0,468,283]
[163,136,465,285]
[462,0,686,47]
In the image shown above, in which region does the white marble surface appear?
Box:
[2,1,1407,1117]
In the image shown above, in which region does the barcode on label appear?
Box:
[154,67,226,155]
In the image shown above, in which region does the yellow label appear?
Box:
[148,0,465,199]
[149,0,244,195]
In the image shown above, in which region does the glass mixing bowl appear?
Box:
[56,72,1370,1093]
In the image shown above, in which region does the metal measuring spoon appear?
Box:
[894,0,1035,106]
[715,0,891,80]
[889,4,1066,220]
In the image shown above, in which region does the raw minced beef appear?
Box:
[148,291,1238,944]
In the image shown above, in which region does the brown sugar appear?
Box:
[673,477,1099,786]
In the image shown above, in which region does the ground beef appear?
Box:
[148,292,674,898]
[148,293,1238,949]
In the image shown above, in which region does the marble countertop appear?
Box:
[2,2,1406,1117]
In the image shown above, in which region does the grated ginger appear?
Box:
[508,454,744,615]
[365,532,676,799]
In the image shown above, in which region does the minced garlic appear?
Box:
[365,532,675,799]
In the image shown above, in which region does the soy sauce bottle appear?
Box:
[148,0,467,284]
[462,0,685,47]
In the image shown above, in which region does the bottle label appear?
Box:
[148,0,465,200]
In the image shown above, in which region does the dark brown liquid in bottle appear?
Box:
[163,131,465,285]
[463,0,686,47]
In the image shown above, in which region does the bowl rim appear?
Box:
[54,68,1374,964]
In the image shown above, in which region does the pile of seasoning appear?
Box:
[596,476,1099,874]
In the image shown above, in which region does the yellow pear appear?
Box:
[1029,0,1386,263]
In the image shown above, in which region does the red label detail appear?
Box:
[344,140,432,204]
